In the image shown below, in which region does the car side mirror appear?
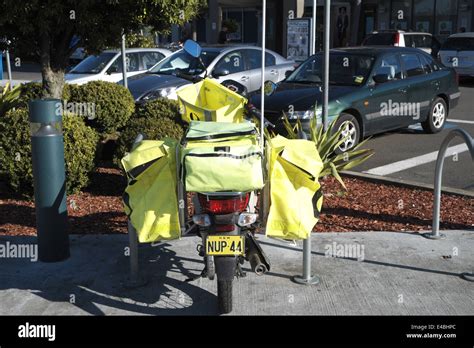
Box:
[264,80,278,96]
[373,73,390,84]
[213,67,231,77]
[372,66,394,84]
[106,66,118,74]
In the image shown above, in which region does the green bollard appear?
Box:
[29,99,69,262]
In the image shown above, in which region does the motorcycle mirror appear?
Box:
[264,80,278,96]
[183,39,202,58]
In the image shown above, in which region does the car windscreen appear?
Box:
[441,37,474,51]
[69,52,116,74]
[285,53,375,86]
[148,50,219,75]
[363,33,396,45]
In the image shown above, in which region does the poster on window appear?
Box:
[415,21,430,33]
[287,18,312,62]
[438,21,453,35]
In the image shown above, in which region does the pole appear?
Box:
[29,99,69,262]
[322,0,330,131]
[121,33,128,89]
[292,0,322,286]
[5,49,12,89]
[260,0,266,153]
[0,52,3,81]
[312,0,317,55]
[424,128,474,240]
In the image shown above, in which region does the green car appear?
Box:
[254,47,460,152]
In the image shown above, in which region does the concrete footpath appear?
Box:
[0,231,473,315]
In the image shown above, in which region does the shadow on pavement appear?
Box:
[258,239,465,279]
[0,236,218,315]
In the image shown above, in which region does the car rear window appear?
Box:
[363,33,396,45]
[441,37,474,51]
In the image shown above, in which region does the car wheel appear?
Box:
[334,113,360,154]
[422,97,447,134]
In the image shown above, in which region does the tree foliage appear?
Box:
[0,0,206,97]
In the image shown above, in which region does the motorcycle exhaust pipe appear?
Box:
[248,252,268,276]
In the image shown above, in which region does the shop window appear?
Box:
[391,0,412,30]
[414,0,434,33]
[435,0,457,39]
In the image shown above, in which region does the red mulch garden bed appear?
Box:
[1,162,473,236]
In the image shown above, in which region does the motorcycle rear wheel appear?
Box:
[217,279,233,314]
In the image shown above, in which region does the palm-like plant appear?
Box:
[0,82,21,117]
[280,112,374,190]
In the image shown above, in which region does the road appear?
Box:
[354,79,474,192]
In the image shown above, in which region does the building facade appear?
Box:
[172,0,474,57]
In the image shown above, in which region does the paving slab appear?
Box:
[0,231,473,315]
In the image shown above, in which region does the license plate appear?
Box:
[206,235,245,256]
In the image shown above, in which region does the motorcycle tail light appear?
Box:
[198,194,250,214]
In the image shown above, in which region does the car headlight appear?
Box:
[142,87,177,101]
[284,109,318,120]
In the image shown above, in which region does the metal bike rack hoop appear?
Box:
[423,127,474,240]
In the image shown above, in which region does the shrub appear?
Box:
[68,81,135,134]
[17,82,44,108]
[16,82,72,108]
[0,108,99,197]
[134,97,182,122]
[0,82,21,117]
[114,101,184,165]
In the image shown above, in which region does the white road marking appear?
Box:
[364,144,469,176]
[448,118,474,125]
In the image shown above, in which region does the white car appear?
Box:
[65,48,172,85]
[439,32,474,77]
[362,30,441,57]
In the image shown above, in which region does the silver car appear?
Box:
[65,48,172,85]
[127,46,295,102]
[439,32,474,77]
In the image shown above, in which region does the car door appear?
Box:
[418,53,441,122]
[103,52,142,82]
[241,49,278,92]
[439,36,474,75]
[366,53,408,133]
[102,54,123,82]
[400,52,431,126]
[139,51,165,71]
[211,49,249,90]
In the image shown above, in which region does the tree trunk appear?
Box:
[39,32,66,99]
[41,66,65,99]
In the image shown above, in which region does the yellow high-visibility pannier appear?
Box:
[265,136,324,240]
[177,78,247,123]
[122,138,181,243]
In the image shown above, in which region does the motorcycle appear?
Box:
[176,40,273,314]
